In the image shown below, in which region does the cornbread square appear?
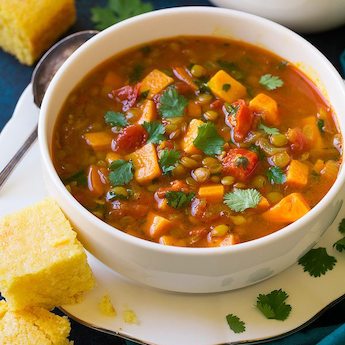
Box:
[0,198,95,310]
[0,0,76,65]
[0,300,72,345]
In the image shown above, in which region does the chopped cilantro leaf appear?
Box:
[217,60,244,80]
[142,121,166,144]
[193,122,225,156]
[317,119,325,133]
[166,191,195,208]
[225,103,239,117]
[333,237,345,252]
[63,170,87,186]
[267,166,286,184]
[249,144,265,160]
[226,314,246,334]
[298,247,337,277]
[159,86,188,118]
[129,64,144,83]
[339,218,345,234]
[91,0,153,30]
[104,111,128,127]
[259,74,284,91]
[224,189,261,212]
[222,83,231,92]
[159,149,181,175]
[235,156,249,169]
[256,289,291,321]
[109,159,133,186]
[259,123,280,135]
[106,188,131,201]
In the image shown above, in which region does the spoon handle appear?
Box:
[0,124,38,190]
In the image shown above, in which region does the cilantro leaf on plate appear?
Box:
[226,314,246,334]
[298,247,337,277]
[256,289,291,321]
[193,122,225,156]
[338,218,345,234]
[165,191,195,209]
[91,0,153,30]
[224,189,261,212]
[259,74,284,91]
[142,121,166,144]
[104,111,128,127]
[159,86,188,118]
[266,166,286,184]
[109,159,134,186]
[159,149,181,175]
[333,237,345,252]
[258,123,280,136]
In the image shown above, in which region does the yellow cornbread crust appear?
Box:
[0,300,72,345]
[0,0,76,65]
[0,198,95,311]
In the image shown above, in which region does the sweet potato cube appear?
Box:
[84,132,113,151]
[139,69,174,99]
[207,70,247,103]
[138,99,157,124]
[182,119,204,154]
[257,196,270,212]
[262,193,310,223]
[198,185,224,203]
[144,212,173,239]
[126,143,161,184]
[249,93,279,126]
[286,160,309,188]
[302,116,325,149]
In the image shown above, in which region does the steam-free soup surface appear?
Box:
[52,36,342,247]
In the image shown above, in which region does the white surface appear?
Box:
[0,84,344,345]
[38,7,345,293]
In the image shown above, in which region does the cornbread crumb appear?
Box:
[123,309,139,324]
[0,198,95,310]
[98,295,116,317]
[0,300,72,345]
[0,0,76,65]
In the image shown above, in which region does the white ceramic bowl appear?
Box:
[39,7,345,293]
[210,0,345,32]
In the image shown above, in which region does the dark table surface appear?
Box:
[0,1,345,344]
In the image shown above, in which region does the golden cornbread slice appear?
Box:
[0,300,72,345]
[0,198,95,310]
[0,0,76,65]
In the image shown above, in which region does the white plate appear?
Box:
[0,85,344,345]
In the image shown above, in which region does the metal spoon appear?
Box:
[0,30,98,190]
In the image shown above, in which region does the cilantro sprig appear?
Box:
[266,166,286,185]
[159,149,181,175]
[224,189,261,212]
[193,122,225,156]
[166,191,195,209]
[258,123,280,136]
[104,111,128,127]
[256,289,292,321]
[159,86,188,118]
[333,218,345,252]
[91,0,153,30]
[259,74,284,91]
[142,121,166,144]
[226,314,246,334]
[109,160,134,186]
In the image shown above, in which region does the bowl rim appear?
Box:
[39,6,345,256]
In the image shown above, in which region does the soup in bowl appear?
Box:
[39,7,345,293]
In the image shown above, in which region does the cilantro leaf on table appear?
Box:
[258,123,280,136]
[226,314,246,334]
[159,149,181,175]
[91,0,153,30]
[256,289,291,321]
[193,122,225,156]
[259,74,284,91]
[224,189,261,212]
[159,86,188,118]
[142,121,166,144]
[109,159,134,185]
[298,247,337,277]
[104,111,128,127]
[338,218,345,234]
[266,166,286,184]
[166,191,195,209]
[333,237,345,252]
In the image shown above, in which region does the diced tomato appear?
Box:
[175,81,195,95]
[210,99,224,110]
[287,127,308,153]
[112,124,148,153]
[111,84,140,111]
[224,99,253,142]
[156,180,190,198]
[222,148,258,181]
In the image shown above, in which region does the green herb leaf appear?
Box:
[129,64,144,83]
[193,122,225,156]
[159,86,188,118]
[338,218,345,234]
[298,247,337,277]
[104,111,128,127]
[256,289,291,321]
[224,189,261,212]
[166,191,195,208]
[235,156,249,169]
[109,159,134,186]
[317,119,325,133]
[91,0,153,30]
[63,170,87,186]
[259,74,284,91]
[142,121,166,144]
[159,149,181,175]
[226,314,246,334]
[333,237,345,252]
[259,123,280,135]
[222,83,231,92]
[249,144,265,160]
[217,60,244,80]
[225,103,239,117]
[267,166,286,184]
